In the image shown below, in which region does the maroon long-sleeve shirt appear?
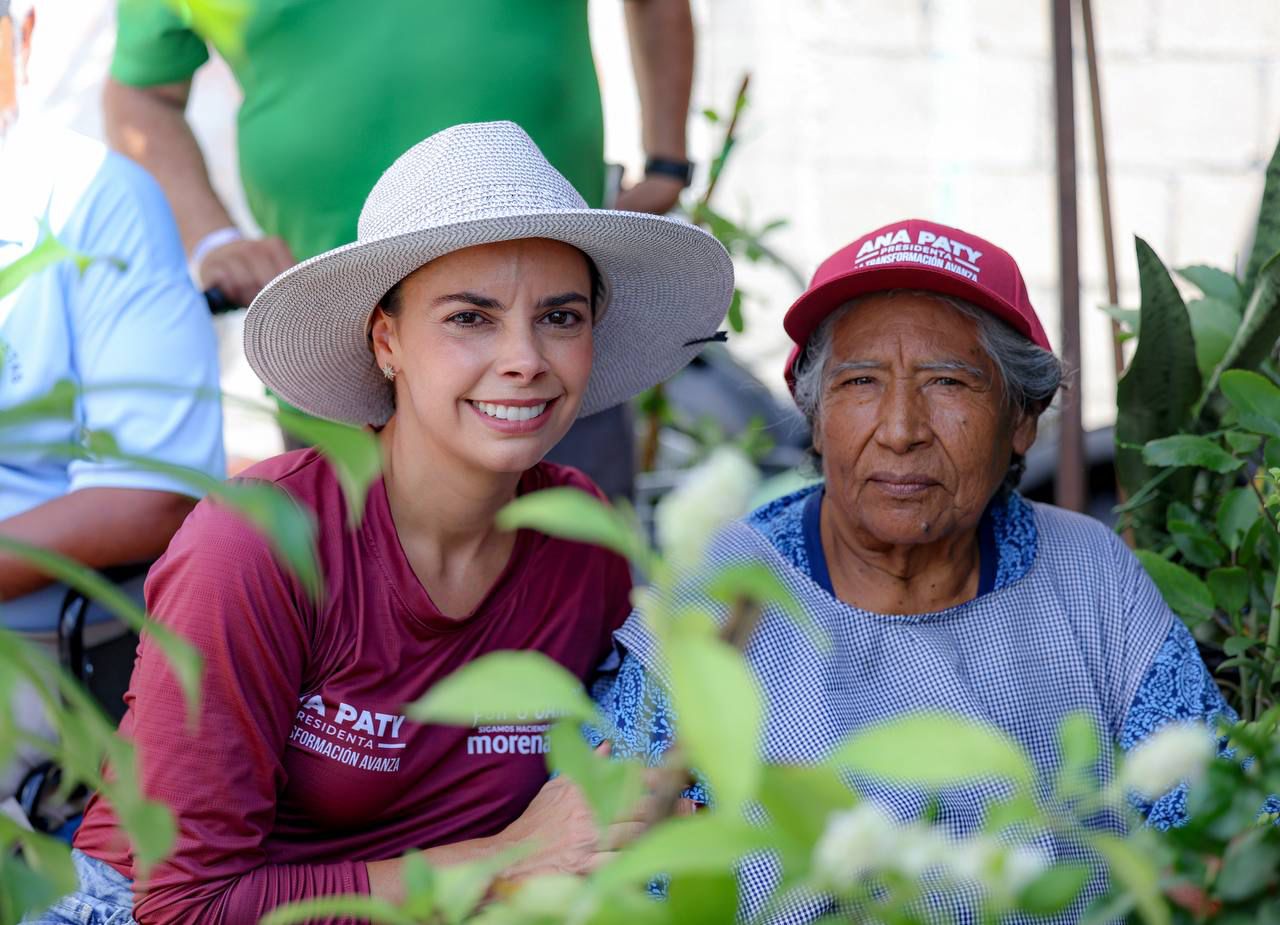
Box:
[74,450,632,924]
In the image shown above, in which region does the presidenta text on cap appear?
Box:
[853,227,984,282]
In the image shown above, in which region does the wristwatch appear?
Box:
[644,156,695,188]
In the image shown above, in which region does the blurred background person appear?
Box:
[0,0,224,815]
[103,0,696,499]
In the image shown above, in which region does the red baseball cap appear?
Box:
[783,218,1051,390]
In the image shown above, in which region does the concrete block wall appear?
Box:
[593,0,1279,429]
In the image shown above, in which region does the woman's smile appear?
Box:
[465,396,560,433]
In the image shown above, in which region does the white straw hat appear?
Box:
[244,121,735,426]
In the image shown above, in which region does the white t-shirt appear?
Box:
[0,122,225,631]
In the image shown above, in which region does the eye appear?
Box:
[541,308,585,328]
[446,311,487,327]
[930,376,968,388]
[838,375,876,387]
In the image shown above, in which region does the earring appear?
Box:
[382,363,396,381]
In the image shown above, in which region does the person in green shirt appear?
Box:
[104,0,695,497]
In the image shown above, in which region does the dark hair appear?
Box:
[377,248,604,319]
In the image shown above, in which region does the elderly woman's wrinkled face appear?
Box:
[369,238,594,475]
[815,293,1037,550]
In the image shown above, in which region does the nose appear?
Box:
[496,322,550,383]
[875,379,932,454]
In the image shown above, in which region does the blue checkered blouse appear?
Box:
[592,486,1232,921]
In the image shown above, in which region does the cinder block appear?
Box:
[796,0,927,51]
[1154,0,1280,55]
[1076,170,1173,292]
[1099,61,1262,166]
[801,56,1045,168]
[1170,171,1267,275]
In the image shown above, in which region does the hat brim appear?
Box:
[244,210,734,425]
[783,263,1043,365]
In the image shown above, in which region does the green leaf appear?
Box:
[829,711,1035,792]
[727,289,745,333]
[0,535,202,712]
[1200,253,1280,406]
[1214,827,1280,901]
[666,635,763,816]
[1243,132,1280,297]
[1178,265,1244,306]
[756,764,858,879]
[1017,863,1093,916]
[1115,238,1201,543]
[1055,712,1101,800]
[115,796,177,873]
[1166,502,1229,568]
[260,896,416,925]
[275,408,381,528]
[160,0,253,62]
[666,873,741,923]
[590,814,771,892]
[1220,369,1280,438]
[1098,304,1140,334]
[497,488,651,572]
[1089,834,1170,925]
[433,847,533,925]
[703,562,831,653]
[1208,567,1250,615]
[546,720,644,831]
[1187,297,1244,377]
[0,221,94,301]
[214,480,323,603]
[1224,635,1253,657]
[0,379,77,429]
[1223,430,1262,454]
[1216,487,1260,552]
[1134,550,1214,624]
[406,650,599,726]
[0,820,77,921]
[1141,435,1242,473]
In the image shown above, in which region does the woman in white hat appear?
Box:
[39,122,733,925]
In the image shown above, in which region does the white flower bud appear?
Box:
[1001,845,1051,894]
[655,446,760,565]
[1119,722,1215,801]
[811,803,900,890]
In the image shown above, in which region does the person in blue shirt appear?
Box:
[0,0,224,808]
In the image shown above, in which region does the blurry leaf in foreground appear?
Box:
[276,408,382,527]
[0,536,201,712]
[0,379,77,429]
[214,480,323,604]
[1090,834,1169,925]
[159,0,252,60]
[497,488,651,572]
[667,634,763,816]
[407,651,599,727]
[830,712,1036,792]
[260,896,415,925]
[704,561,830,653]
[590,813,770,892]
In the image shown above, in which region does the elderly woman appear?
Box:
[34,122,733,925]
[596,219,1228,919]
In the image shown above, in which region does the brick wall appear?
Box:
[593,0,1280,429]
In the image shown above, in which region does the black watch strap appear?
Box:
[644,156,695,187]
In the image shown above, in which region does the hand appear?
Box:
[494,746,650,879]
[196,236,294,307]
[613,175,685,215]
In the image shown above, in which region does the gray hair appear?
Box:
[792,289,1065,494]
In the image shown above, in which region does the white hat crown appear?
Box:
[357,121,588,241]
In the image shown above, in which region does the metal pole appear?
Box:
[1052,0,1086,512]
[1080,0,1125,380]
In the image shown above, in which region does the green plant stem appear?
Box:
[1260,565,1280,718]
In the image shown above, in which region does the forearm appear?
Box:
[0,488,194,599]
[367,836,503,904]
[102,77,235,252]
[624,0,694,159]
